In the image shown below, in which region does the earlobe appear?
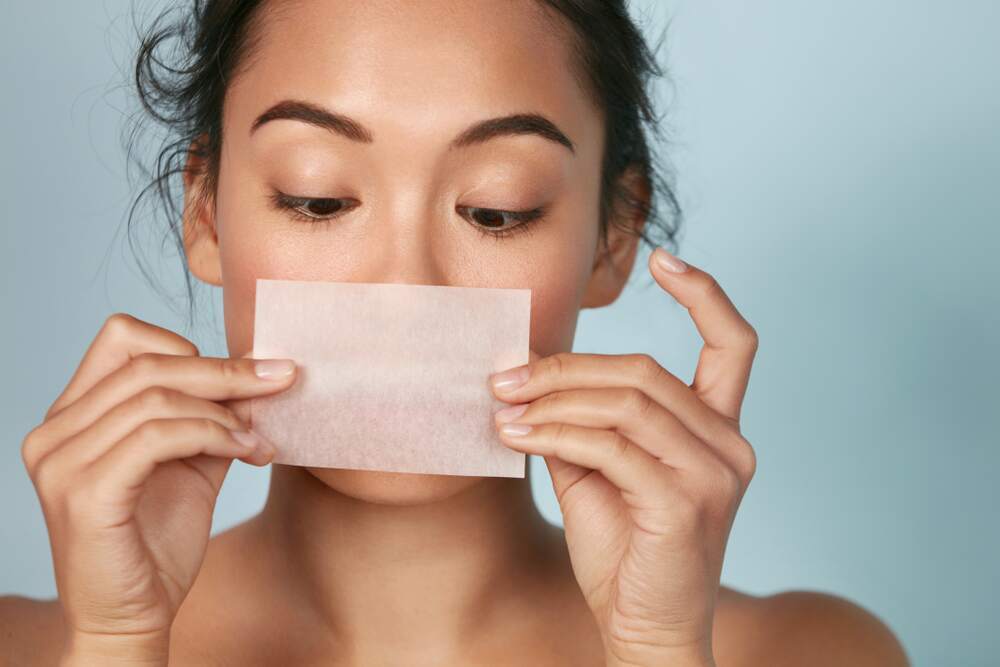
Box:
[580,225,640,308]
[581,166,650,309]
[181,139,223,286]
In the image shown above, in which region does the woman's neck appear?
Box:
[250,464,564,662]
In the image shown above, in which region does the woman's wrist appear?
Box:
[606,655,715,667]
[60,630,171,667]
[604,641,716,667]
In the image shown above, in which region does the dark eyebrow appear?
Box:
[250,99,575,154]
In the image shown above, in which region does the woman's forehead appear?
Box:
[224,0,600,143]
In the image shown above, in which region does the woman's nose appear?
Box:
[360,220,451,288]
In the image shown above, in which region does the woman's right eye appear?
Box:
[268,192,358,223]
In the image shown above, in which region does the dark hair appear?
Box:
[123,0,683,330]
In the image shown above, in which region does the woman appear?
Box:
[2,1,909,665]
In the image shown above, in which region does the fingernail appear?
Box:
[654,247,688,273]
[495,403,529,423]
[231,429,260,449]
[491,365,530,392]
[231,429,276,457]
[254,359,295,379]
[500,423,533,436]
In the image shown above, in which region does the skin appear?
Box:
[2,1,910,665]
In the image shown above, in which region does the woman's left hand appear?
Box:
[490,248,758,667]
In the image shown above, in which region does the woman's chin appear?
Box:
[303,465,487,506]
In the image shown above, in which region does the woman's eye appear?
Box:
[458,206,546,239]
[268,192,357,223]
[296,198,349,218]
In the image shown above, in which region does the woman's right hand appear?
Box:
[19,313,296,664]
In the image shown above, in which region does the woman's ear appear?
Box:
[581,166,650,309]
[182,138,223,286]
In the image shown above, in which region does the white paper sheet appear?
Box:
[249,278,531,477]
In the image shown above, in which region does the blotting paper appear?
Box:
[249,278,531,477]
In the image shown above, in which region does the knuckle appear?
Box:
[739,323,759,351]
[714,461,742,499]
[101,312,138,342]
[542,352,569,379]
[176,337,200,358]
[610,431,633,459]
[221,406,243,429]
[216,357,241,383]
[195,417,226,440]
[135,418,171,442]
[127,352,161,380]
[134,386,177,412]
[20,425,47,474]
[730,433,757,483]
[627,353,663,384]
[102,314,200,357]
[551,421,570,444]
[620,387,656,421]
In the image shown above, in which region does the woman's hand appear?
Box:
[489,249,758,667]
[19,313,296,665]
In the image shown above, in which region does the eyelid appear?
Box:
[457,205,546,240]
[267,191,358,224]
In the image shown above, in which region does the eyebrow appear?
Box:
[249,99,575,154]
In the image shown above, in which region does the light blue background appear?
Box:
[2,2,997,665]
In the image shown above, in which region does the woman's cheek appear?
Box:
[499,216,597,357]
[218,223,267,358]
[526,216,600,355]
[215,197,302,357]
[526,255,592,356]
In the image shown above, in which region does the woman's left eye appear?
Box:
[457,206,546,239]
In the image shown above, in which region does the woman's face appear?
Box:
[186,0,639,504]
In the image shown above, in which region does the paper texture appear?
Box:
[249,279,531,477]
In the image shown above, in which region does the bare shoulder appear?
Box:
[0,595,65,666]
[0,522,269,667]
[713,586,910,667]
[0,523,258,667]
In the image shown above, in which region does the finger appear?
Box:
[219,352,256,425]
[45,313,199,421]
[494,386,726,473]
[490,351,731,452]
[500,350,595,501]
[496,420,674,504]
[28,388,252,475]
[224,396,253,426]
[41,354,296,447]
[648,248,759,422]
[81,418,272,512]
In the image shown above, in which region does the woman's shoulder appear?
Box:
[0,585,909,667]
[0,522,278,666]
[714,585,910,667]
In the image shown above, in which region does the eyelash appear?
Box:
[266,191,544,240]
